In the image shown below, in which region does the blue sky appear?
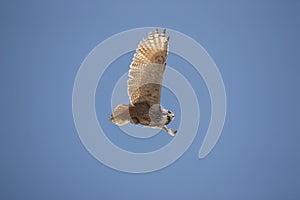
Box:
[1,0,299,200]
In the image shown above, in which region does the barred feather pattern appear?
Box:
[127,28,169,106]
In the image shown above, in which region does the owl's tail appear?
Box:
[110,104,130,126]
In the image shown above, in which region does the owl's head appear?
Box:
[162,109,175,125]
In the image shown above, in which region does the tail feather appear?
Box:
[110,104,130,126]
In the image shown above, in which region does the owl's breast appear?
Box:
[128,103,151,126]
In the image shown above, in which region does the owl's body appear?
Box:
[110,28,176,136]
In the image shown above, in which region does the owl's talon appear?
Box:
[169,130,177,136]
[169,132,176,136]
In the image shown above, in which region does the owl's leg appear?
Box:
[162,126,177,136]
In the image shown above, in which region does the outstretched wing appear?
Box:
[127,28,169,106]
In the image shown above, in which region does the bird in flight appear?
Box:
[110,28,177,136]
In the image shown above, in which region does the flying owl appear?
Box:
[110,28,177,136]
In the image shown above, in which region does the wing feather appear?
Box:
[127,28,169,106]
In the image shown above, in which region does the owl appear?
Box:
[110,28,177,136]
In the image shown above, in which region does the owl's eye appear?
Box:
[168,110,171,114]
[166,116,171,125]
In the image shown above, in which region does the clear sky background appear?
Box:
[1,0,299,199]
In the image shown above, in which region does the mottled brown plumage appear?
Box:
[128,103,151,125]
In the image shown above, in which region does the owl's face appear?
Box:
[162,109,175,125]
